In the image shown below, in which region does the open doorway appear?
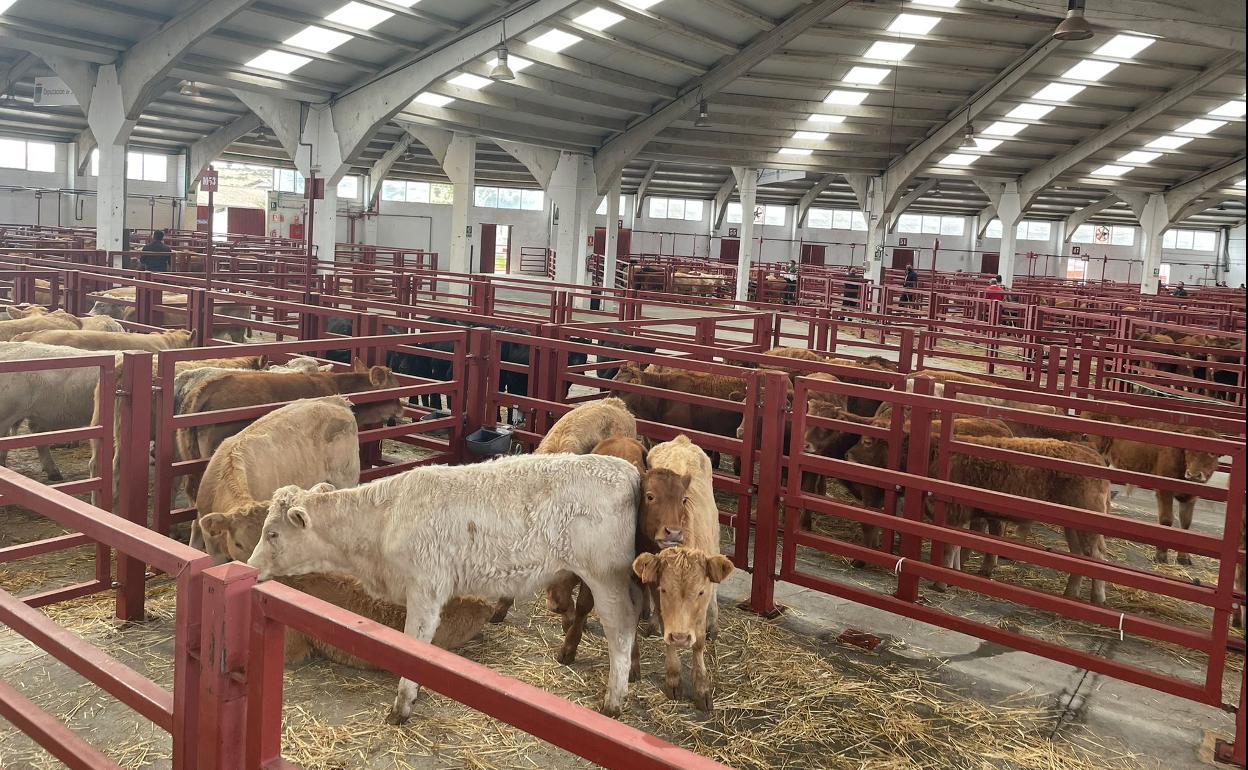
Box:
[494,225,511,273]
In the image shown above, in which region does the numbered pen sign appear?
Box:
[1071,246,1081,255]
[728,227,738,237]
[898,237,908,247]
[200,169,219,192]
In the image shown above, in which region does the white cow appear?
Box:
[0,342,121,481]
[248,453,642,723]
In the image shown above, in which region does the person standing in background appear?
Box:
[138,229,173,272]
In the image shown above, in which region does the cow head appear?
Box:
[640,468,691,549]
[5,304,47,319]
[247,483,339,581]
[632,548,733,649]
[166,329,194,346]
[198,500,270,564]
[845,430,888,468]
[804,400,859,456]
[1184,449,1219,483]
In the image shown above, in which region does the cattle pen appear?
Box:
[0,237,1243,770]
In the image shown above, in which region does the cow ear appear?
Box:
[680,472,693,491]
[369,365,389,386]
[632,552,660,584]
[286,507,309,529]
[352,357,366,372]
[705,554,734,583]
[309,482,336,494]
[199,512,226,536]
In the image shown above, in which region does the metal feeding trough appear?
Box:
[417,408,453,436]
[464,425,514,457]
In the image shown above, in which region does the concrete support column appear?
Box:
[311,185,338,269]
[996,182,1022,286]
[549,152,597,285]
[1139,193,1167,296]
[96,142,128,257]
[603,174,622,288]
[732,166,757,301]
[864,177,887,283]
[360,211,379,246]
[445,134,476,275]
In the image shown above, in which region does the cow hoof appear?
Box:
[663,681,680,701]
[1177,554,1192,566]
[693,691,713,713]
[929,582,948,593]
[556,646,577,665]
[600,702,622,719]
[1154,552,1169,564]
[851,559,867,569]
[46,471,63,483]
[385,708,411,726]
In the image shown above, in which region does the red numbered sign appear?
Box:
[200,168,219,192]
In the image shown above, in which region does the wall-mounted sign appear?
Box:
[1071,246,1081,255]
[728,227,738,238]
[618,219,624,229]
[33,77,77,107]
[898,237,908,247]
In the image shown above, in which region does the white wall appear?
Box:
[1227,224,1246,288]
[367,197,551,271]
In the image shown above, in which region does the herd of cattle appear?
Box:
[0,296,1242,724]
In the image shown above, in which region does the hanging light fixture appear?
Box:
[488,18,516,81]
[694,98,711,128]
[961,119,976,148]
[179,80,202,97]
[1052,0,1094,41]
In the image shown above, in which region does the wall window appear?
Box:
[1158,264,1172,284]
[595,195,628,215]
[1065,258,1088,281]
[985,219,1052,241]
[897,213,964,236]
[1071,224,1133,245]
[808,208,867,231]
[806,208,833,229]
[985,219,1003,239]
[273,168,304,194]
[381,179,454,204]
[725,202,785,226]
[475,186,544,210]
[1162,228,1217,252]
[0,138,55,172]
[650,197,706,221]
[89,149,166,181]
[336,175,360,200]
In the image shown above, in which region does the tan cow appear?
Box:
[0,309,81,341]
[1081,412,1221,565]
[175,359,401,500]
[633,434,727,711]
[12,328,193,352]
[87,287,251,342]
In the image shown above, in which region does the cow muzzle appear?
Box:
[665,631,694,649]
[1185,470,1212,483]
[658,527,683,548]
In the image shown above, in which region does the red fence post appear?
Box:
[895,376,933,603]
[198,563,257,770]
[463,327,492,441]
[244,593,287,770]
[115,351,153,622]
[747,370,789,617]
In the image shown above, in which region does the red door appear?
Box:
[800,244,825,265]
[479,223,496,274]
[719,238,740,264]
[195,205,211,233]
[593,227,606,255]
[980,252,999,275]
[226,207,265,236]
[891,247,915,270]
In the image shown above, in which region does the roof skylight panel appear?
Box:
[531,29,581,52]
[1061,59,1118,82]
[413,92,454,107]
[1209,100,1246,118]
[1094,35,1155,59]
[326,2,393,31]
[792,131,829,140]
[1177,118,1227,134]
[940,153,976,166]
[621,0,663,8]
[863,42,914,61]
[575,8,624,31]
[1091,165,1130,176]
[971,138,1002,152]
[778,147,813,155]
[982,121,1027,137]
[285,26,353,53]
[825,90,868,105]
[1236,179,1246,188]
[1146,135,1192,150]
[887,14,940,35]
[1032,83,1084,102]
[448,73,492,90]
[0,0,16,13]
[1006,103,1054,120]
[246,50,312,74]
[1118,151,1161,164]
[843,66,891,85]
[807,114,846,124]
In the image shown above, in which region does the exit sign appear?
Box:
[200,168,218,192]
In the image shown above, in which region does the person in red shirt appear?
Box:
[984,277,1006,300]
